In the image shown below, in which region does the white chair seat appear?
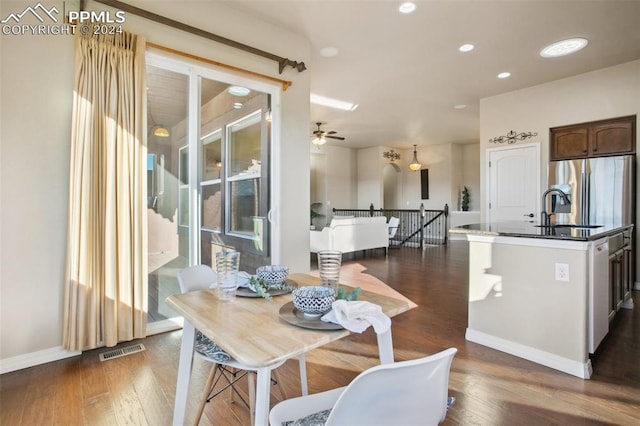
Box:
[194,349,287,372]
[269,386,345,425]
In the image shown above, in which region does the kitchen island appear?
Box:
[451,221,633,379]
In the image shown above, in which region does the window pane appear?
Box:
[202,130,222,181]
[229,178,260,236]
[229,111,262,178]
[178,187,189,227]
[178,146,189,227]
[202,183,222,230]
[179,147,188,185]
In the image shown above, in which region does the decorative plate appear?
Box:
[236,279,298,298]
[278,301,343,330]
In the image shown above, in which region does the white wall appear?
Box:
[399,143,479,211]
[382,163,400,209]
[310,145,357,227]
[462,144,480,211]
[1,0,310,368]
[357,147,384,209]
[479,60,640,283]
[1,0,75,364]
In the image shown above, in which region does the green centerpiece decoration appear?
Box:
[247,276,297,301]
[336,286,361,301]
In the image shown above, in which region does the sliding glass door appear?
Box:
[146,64,189,331]
[145,53,277,332]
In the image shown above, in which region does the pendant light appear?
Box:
[150,111,170,138]
[409,144,421,171]
[153,126,170,137]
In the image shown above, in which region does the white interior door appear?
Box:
[487,143,540,222]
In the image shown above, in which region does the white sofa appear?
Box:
[310,216,389,255]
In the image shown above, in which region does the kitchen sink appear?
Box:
[534,224,602,229]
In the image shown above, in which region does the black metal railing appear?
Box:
[332,204,449,248]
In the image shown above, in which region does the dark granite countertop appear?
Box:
[450,221,633,241]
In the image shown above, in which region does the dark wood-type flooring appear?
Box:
[1,241,639,425]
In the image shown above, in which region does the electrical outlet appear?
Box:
[555,263,570,282]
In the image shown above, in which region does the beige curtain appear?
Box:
[63,29,147,351]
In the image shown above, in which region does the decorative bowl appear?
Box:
[291,286,335,317]
[256,265,289,287]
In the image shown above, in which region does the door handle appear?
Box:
[524,213,534,218]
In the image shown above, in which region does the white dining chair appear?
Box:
[269,347,457,426]
[177,264,306,425]
[388,216,400,240]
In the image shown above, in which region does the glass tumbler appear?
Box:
[215,251,240,301]
[317,250,342,296]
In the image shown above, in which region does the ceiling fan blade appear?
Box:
[326,135,345,140]
[326,131,337,135]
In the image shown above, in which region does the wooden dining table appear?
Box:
[166,272,411,426]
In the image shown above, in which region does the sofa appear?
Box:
[310,216,389,255]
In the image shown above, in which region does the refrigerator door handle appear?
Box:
[581,170,589,225]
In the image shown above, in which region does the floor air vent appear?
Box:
[99,343,146,362]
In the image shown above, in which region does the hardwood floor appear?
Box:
[1,241,639,425]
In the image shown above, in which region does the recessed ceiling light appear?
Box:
[398,2,416,14]
[540,37,588,58]
[459,44,474,52]
[310,93,358,111]
[453,104,467,109]
[497,72,511,79]
[233,102,243,109]
[320,46,339,57]
[228,86,251,96]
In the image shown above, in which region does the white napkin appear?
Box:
[235,271,252,289]
[321,300,391,334]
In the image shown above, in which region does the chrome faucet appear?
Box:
[540,188,571,227]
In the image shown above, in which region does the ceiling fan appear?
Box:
[311,122,345,146]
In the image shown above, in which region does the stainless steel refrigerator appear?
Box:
[548,155,635,226]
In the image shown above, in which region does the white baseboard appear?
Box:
[634,281,640,291]
[1,319,183,375]
[465,328,592,379]
[0,346,81,375]
[146,317,183,336]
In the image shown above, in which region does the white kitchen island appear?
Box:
[450,222,633,379]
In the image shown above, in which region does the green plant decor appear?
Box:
[461,186,470,211]
[247,276,297,301]
[336,287,361,301]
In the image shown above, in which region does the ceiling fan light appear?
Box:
[312,136,327,146]
[154,126,170,137]
[409,144,421,171]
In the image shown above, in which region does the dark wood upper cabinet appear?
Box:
[550,115,636,161]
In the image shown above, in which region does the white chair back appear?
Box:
[176,264,216,293]
[388,216,400,238]
[326,347,457,425]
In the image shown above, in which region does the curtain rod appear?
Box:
[147,42,292,91]
[90,0,307,74]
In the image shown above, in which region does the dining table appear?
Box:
[166,272,411,426]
